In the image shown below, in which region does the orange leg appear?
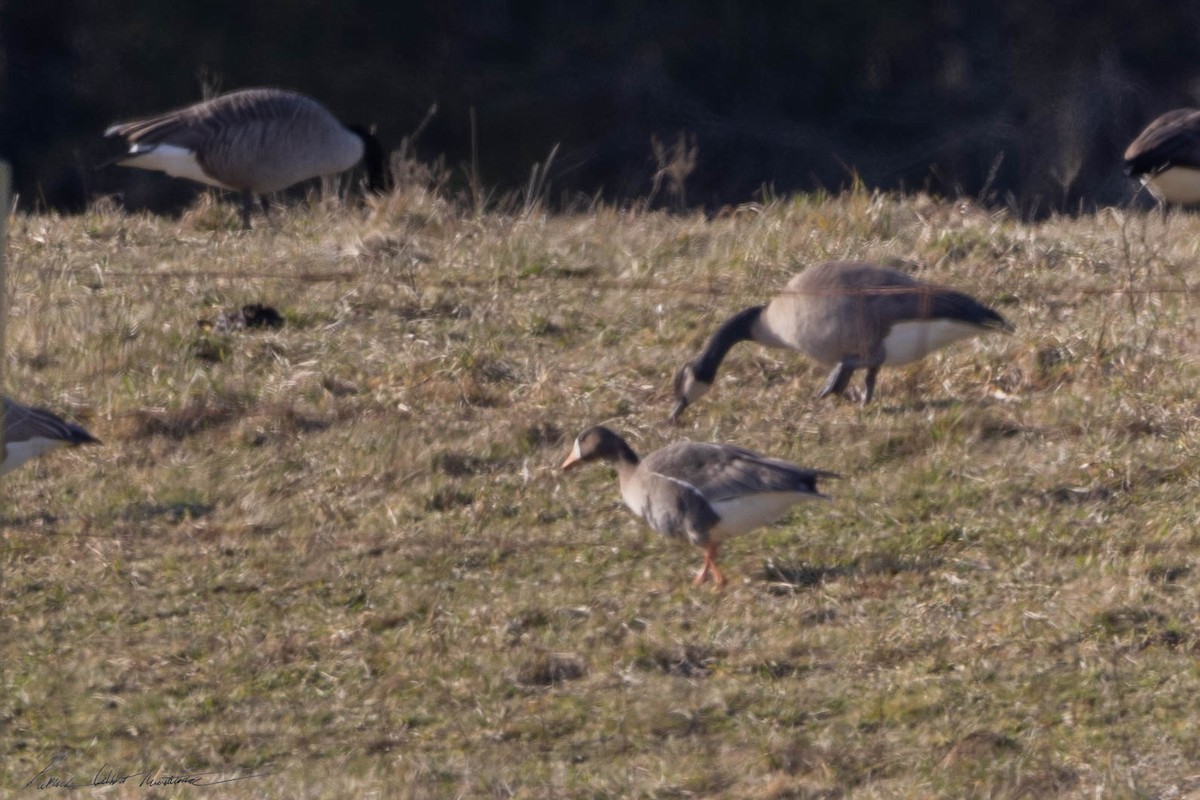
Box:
[693,544,726,589]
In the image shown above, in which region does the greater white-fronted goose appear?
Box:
[561,425,836,587]
[2,397,100,476]
[670,260,1013,419]
[105,88,389,228]
[1124,109,1200,205]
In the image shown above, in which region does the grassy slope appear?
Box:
[3,189,1200,798]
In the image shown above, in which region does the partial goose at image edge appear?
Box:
[2,397,101,477]
[1124,108,1200,206]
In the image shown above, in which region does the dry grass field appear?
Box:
[4,182,1200,798]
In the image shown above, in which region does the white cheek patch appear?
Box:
[684,374,711,403]
[1145,167,1200,205]
[882,320,985,365]
[571,439,582,461]
[0,438,66,476]
[120,144,233,189]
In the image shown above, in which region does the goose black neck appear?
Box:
[603,434,641,469]
[346,124,391,192]
[691,305,764,383]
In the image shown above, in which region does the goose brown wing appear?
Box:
[105,89,321,149]
[796,262,1009,332]
[877,286,1011,331]
[643,442,834,504]
[3,398,98,445]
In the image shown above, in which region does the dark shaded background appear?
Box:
[3,0,1200,216]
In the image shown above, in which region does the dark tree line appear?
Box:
[3,0,1200,215]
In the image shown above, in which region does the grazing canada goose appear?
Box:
[1124,109,1200,206]
[561,425,836,588]
[670,260,1013,419]
[104,88,389,228]
[2,397,100,476]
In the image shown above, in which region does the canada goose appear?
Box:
[2,397,100,476]
[1124,109,1200,206]
[104,88,389,228]
[670,260,1013,419]
[561,425,836,587]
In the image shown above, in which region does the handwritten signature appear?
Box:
[24,754,272,791]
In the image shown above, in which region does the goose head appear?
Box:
[668,363,712,423]
[561,426,637,470]
[345,124,392,193]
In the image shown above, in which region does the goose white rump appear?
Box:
[118,144,233,189]
[3,396,101,476]
[1142,167,1200,205]
[1,438,69,476]
[707,491,824,539]
[882,319,989,365]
